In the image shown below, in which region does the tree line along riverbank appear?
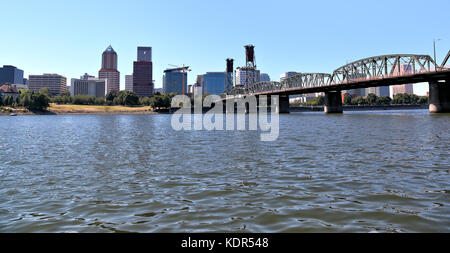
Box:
[1,88,432,116]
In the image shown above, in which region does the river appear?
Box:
[0,110,449,232]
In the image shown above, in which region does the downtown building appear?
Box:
[125,74,133,91]
[201,72,227,95]
[29,73,67,96]
[366,86,390,97]
[98,45,120,94]
[390,64,414,97]
[70,76,106,98]
[163,68,188,95]
[235,67,260,87]
[260,73,270,82]
[0,65,25,86]
[132,47,153,97]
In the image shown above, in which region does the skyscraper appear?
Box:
[137,47,152,62]
[0,65,24,85]
[98,45,120,94]
[133,47,153,97]
[391,64,414,97]
[235,67,260,87]
[163,68,187,94]
[202,72,226,95]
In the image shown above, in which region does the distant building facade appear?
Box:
[137,47,152,62]
[202,72,226,95]
[0,65,24,85]
[154,88,163,94]
[0,83,20,100]
[98,45,120,94]
[366,86,390,97]
[163,69,187,94]
[391,64,414,97]
[260,73,270,82]
[70,77,106,98]
[29,74,67,96]
[236,67,260,87]
[80,73,95,80]
[125,74,133,91]
[133,47,153,97]
[280,72,298,81]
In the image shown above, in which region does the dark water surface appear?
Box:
[1,110,449,232]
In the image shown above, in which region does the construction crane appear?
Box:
[168,64,191,95]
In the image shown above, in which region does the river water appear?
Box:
[0,110,449,232]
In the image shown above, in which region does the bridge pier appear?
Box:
[324,91,343,114]
[429,80,450,113]
[275,95,290,114]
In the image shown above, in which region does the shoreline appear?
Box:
[0,104,167,116]
[1,104,430,116]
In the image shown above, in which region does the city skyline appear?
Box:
[0,0,449,96]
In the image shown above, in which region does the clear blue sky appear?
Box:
[1,0,449,95]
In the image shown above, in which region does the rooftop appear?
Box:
[104,45,116,53]
[0,83,19,93]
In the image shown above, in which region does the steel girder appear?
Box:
[330,54,439,84]
[226,54,443,95]
[281,73,332,89]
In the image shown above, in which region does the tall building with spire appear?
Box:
[98,45,120,93]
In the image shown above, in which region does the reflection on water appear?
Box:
[0,110,449,232]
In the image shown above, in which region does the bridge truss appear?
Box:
[226,54,445,96]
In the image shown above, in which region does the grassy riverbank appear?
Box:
[0,104,156,115]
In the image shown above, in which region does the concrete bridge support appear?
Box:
[429,80,450,113]
[275,95,290,114]
[324,91,343,114]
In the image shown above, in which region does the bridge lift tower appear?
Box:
[243,45,257,89]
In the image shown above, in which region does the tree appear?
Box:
[14,96,20,107]
[4,95,13,106]
[28,92,50,111]
[139,97,151,106]
[39,87,51,96]
[106,92,116,102]
[351,96,367,105]
[418,96,429,104]
[149,94,172,109]
[366,93,377,105]
[375,96,392,105]
[343,94,353,105]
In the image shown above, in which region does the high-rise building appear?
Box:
[98,45,120,94]
[0,65,24,85]
[202,72,226,95]
[366,86,390,97]
[29,74,67,96]
[70,77,106,98]
[137,47,152,62]
[133,46,153,97]
[391,64,414,97]
[163,68,188,94]
[280,72,298,81]
[235,67,260,87]
[342,73,367,97]
[125,74,133,91]
[260,73,270,82]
